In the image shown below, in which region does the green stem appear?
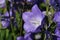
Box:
[46,0,52,40]
[0,8,3,40]
[10,19,16,40]
[0,16,2,40]
[46,0,49,16]
[6,29,9,40]
[44,0,49,40]
[16,6,23,36]
[8,9,15,40]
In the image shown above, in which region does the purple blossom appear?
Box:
[1,20,10,28]
[57,38,60,40]
[53,11,60,23]
[24,33,33,40]
[4,10,12,17]
[17,36,24,40]
[1,10,12,28]
[0,0,6,8]
[22,4,45,33]
[55,23,60,40]
[17,36,32,40]
[17,33,33,40]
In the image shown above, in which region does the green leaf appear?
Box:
[15,9,23,36]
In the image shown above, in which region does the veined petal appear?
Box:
[22,12,33,22]
[32,4,45,18]
[23,23,39,33]
[29,15,44,27]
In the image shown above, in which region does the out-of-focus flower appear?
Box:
[1,21,10,28]
[4,9,12,17]
[55,23,60,37]
[57,38,60,40]
[24,33,33,40]
[17,36,24,40]
[55,23,60,40]
[53,11,60,23]
[0,0,6,8]
[17,33,33,40]
[1,10,12,28]
[22,4,45,33]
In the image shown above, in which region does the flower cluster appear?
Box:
[0,0,60,40]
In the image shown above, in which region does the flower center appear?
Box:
[30,17,42,27]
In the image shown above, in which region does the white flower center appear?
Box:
[30,17,42,28]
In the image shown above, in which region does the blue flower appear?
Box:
[17,36,25,40]
[22,4,45,33]
[53,11,60,23]
[17,33,33,40]
[54,23,60,40]
[0,0,6,8]
[1,9,12,28]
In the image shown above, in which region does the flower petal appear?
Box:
[17,36,24,40]
[23,23,40,33]
[22,12,33,22]
[53,12,60,23]
[55,23,60,37]
[24,33,32,40]
[57,38,60,40]
[32,4,41,15]
[32,4,45,19]
[0,0,6,8]
[1,21,10,28]
[4,10,12,17]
